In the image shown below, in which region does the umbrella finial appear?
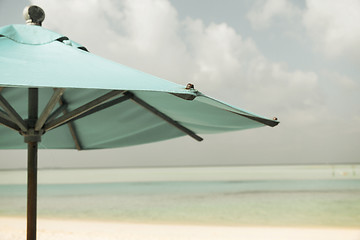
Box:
[23,5,45,26]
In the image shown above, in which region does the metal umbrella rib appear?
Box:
[35,88,65,131]
[226,110,279,127]
[66,93,132,124]
[57,96,83,150]
[44,90,125,132]
[126,92,204,142]
[45,103,68,124]
[0,93,27,132]
[0,115,21,131]
[0,108,14,122]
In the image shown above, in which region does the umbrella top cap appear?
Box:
[23,5,45,26]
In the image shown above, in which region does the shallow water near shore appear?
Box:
[1,165,360,228]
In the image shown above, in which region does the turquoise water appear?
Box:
[1,166,360,227]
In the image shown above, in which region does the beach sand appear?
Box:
[1,217,359,240]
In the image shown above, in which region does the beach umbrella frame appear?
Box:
[1,86,209,240]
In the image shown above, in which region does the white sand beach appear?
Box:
[1,217,359,240]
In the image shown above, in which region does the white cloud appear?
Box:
[320,70,360,113]
[31,0,196,83]
[29,0,353,165]
[31,0,322,122]
[247,0,360,64]
[303,0,360,61]
[182,19,259,91]
[247,0,301,29]
[186,18,321,117]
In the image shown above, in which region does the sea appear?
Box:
[0,165,359,228]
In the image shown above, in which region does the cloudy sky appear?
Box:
[0,0,359,168]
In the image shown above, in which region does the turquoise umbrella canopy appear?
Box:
[0,24,278,150]
[1,7,279,240]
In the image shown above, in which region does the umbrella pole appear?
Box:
[27,141,38,240]
[26,88,39,240]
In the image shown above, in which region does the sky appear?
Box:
[0,0,359,168]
